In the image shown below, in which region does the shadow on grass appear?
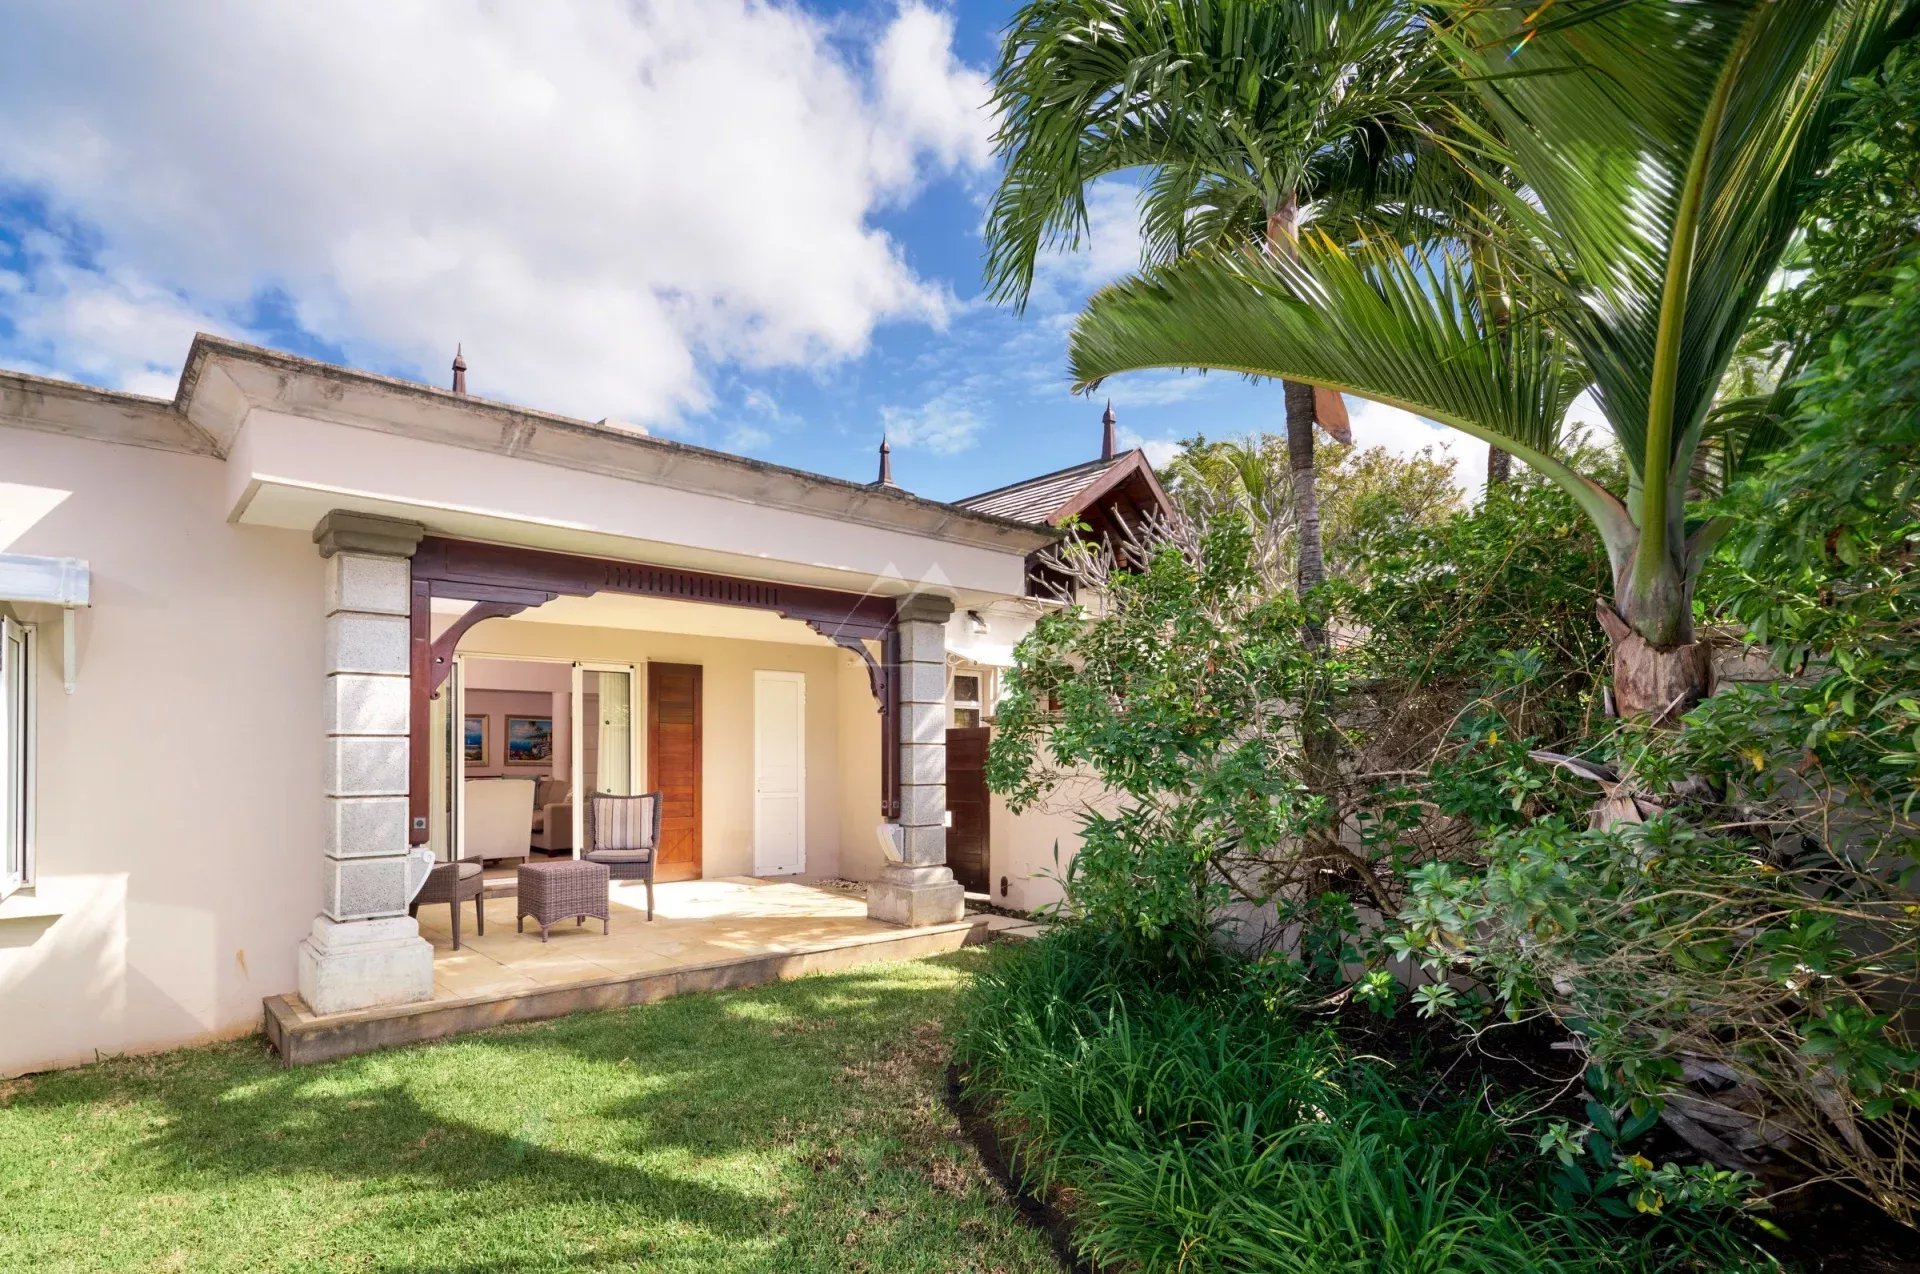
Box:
[3,951,1018,1273]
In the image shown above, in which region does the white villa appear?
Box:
[0,337,1169,1074]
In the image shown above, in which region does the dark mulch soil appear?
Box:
[1324,1005,1920,1273]
[945,1063,1098,1274]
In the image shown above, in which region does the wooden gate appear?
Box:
[945,726,991,895]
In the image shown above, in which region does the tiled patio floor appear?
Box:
[416,875,893,1002]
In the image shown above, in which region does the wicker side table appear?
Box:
[516,858,611,942]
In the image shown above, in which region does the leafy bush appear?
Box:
[1396,250,1920,1222]
[954,930,1774,1273]
[989,513,1341,966]
[1345,469,1614,744]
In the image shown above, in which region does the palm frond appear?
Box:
[1068,235,1633,557]
[985,0,1447,308]
[1435,0,1917,491]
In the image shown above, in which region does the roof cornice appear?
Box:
[177,335,1055,554]
[0,367,217,456]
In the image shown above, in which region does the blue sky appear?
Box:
[0,0,1486,501]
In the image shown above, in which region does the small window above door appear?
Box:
[950,668,987,729]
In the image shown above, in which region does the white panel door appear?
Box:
[753,671,805,877]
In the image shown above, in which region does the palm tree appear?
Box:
[984,0,1452,622]
[1068,0,1918,720]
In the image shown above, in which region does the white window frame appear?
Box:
[949,664,991,728]
[2,616,35,900]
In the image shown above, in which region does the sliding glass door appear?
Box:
[429,654,467,863]
[570,663,637,856]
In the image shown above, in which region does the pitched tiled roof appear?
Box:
[953,457,1119,525]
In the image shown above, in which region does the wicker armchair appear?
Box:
[584,791,662,921]
[409,859,485,949]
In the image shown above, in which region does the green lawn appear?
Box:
[0,949,1058,1274]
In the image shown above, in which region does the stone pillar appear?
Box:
[867,593,965,927]
[298,511,435,1016]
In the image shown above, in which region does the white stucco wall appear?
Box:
[231,410,1033,601]
[1,429,322,1076]
[836,653,887,883]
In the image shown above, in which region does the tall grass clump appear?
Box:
[954,927,1775,1274]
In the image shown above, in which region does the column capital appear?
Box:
[895,592,955,625]
[314,510,428,560]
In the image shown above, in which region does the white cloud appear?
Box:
[0,1,996,421]
[1106,371,1211,408]
[872,4,994,184]
[1118,427,1183,469]
[880,393,984,455]
[1345,397,1489,495]
[723,423,774,453]
[0,235,241,398]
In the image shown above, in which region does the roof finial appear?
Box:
[451,344,468,395]
[1100,399,1117,461]
[872,434,897,488]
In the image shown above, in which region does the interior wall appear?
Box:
[0,428,323,1076]
[457,617,884,881]
[459,656,570,781]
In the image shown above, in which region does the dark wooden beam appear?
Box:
[407,536,906,843]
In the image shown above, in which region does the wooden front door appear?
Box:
[648,663,703,882]
[945,726,991,895]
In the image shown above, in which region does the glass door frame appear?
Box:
[570,662,641,859]
[436,651,577,864]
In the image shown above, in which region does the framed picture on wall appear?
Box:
[463,714,488,765]
[505,715,554,765]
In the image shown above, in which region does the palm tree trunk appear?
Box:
[1487,445,1512,488]
[1284,378,1325,611]
[1266,196,1326,628]
[1604,549,1713,724]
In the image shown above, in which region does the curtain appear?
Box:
[595,671,633,797]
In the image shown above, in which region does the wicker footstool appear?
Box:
[516,859,611,942]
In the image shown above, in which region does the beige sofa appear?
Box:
[529,777,573,853]
[463,777,536,863]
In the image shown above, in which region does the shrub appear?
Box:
[1397,252,1920,1223]
[955,930,1774,1273]
[989,513,1343,967]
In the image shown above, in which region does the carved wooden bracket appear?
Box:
[427,601,535,695]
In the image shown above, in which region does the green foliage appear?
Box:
[1701,249,1920,802]
[989,514,1338,955]
[1346,471,1613,737]
[1165,437,1462,580]
[1068,0,1917,649]
[1746,43,1920,363]
[954,930,1775,1273]
[1395,800,1920,1219]
[983,0,1448,308]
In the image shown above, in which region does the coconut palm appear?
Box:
[984,0,1456,617]
[1068,0,1919,720]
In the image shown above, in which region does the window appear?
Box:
[951,669,985,729]
[1,617,31,899]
